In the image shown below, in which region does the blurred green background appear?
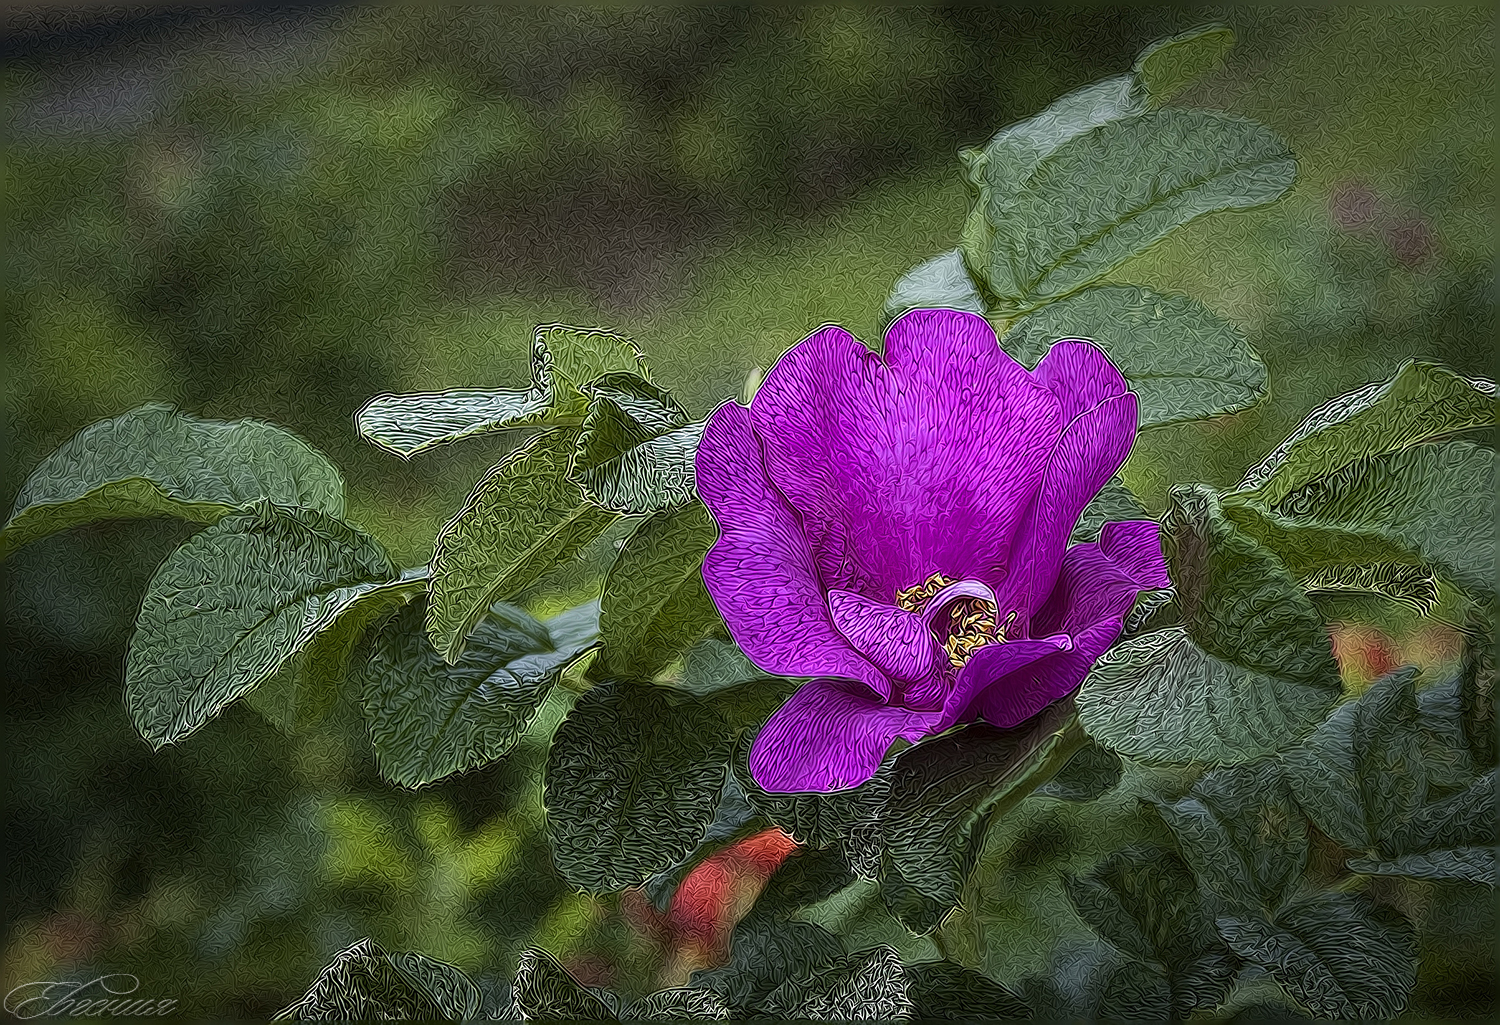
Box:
[4,7,1492,1018]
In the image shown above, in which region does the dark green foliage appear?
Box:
[275,939,481,1021]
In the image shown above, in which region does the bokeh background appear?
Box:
[4,6,1493,1018]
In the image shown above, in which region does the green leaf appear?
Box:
[881,249,988,331]
[1004,287,1268,428]
[758,945,914,1021]
[674,638,766,698]
[1134,24,1235,107]
[597,502,723,682]
[1461,608,1496,769]
[1036,740,1123,802]
[274,938,479,1021]
[965,110,1295,310]
[624,988,730,1020]
[509,948,616,1021]
[690,918,844,1014]
[1,404,344,560]
[544,680,731,892]
[1382,768,1496,857]
[1091,957,1174,1021]
[1068,476,1148,546]
[247,566,428,735]
[905,962,1030,1021]
[571,374,703,514]
[1221,493,1437,614]
[644,771,762,911]
[361,598,598,788]
[733,732,891,852]
[881,703,1079,930]
[126,504,394,748]
[1347,847,1495,885]
[1278,701,1370,850]
[356,324,648,459]
[1274,441,1497,597]
[1079,486,1340,764]
[1238,362,1496,507]
[428,428,615,662]
[1218,893,1417,1020]
[750,845,859,921]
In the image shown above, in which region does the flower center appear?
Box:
[894,572,1014,670]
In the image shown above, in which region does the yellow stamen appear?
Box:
[894,574,1014,671]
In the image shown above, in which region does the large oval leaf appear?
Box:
[360,598,599,788]
[428,428,615,662]
[1238,361,1497,507]
[125,504,395,748]
[1003,286,1267,427]
[967,110,1295,310]
[544,680,730,892]
[2,404,344,559]
[597,502,722,682]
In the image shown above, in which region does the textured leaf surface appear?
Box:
[625,988,730,1020]
[1081,486,1341,764]
[126,505,394,748]
[905,961,1030,1021]
[674,638,766,697]
[356,324,647,458]
[545,681,730,891]
[966,110,1294,309]
[1134,24,1235,106]
[1154,763,1307,917]
[274,938,478,1021]
[1238,361,1496,506]
[509,948,615,1021]
[362,598,598,788]
[1218,893,1416,1020]
[572,373,702,514]
[1036,740,1123,802]
[247,566,428,734]
[598,502,722,681]
[644,771,761,911]
[690,917,844,1013]
[1275,441,1497,596]
[428,428,615,662]
[2,404,344,559]
[881,249,988,329]
[882,704,1078,928]
[1347,847,1495,885]
[759,946,914,1021]
[734,733,891,852]
[1004,287,1267,427]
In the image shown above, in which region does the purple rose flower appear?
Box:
[694,308,1170,793]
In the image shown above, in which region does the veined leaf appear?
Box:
[597,502,722,682]
[690,917,844,1014]
[1078,486,1341,764]
[1218,893,1416,1020]
[1347,847,1495,886]
[967,110,1295,310]
[571,373,703,514]
[758,946,914,1021]
[509,948,615,1022]
[247,566,428,734]
[544,680,731,892]
[361,598,599,788]
[2,404,344,559]
[126,504,394,748]
[1004,286,1268,427]
[1238,361,1497,507]
[274,938,479,1021]
[356,324,648,458]
[428,428,615,662]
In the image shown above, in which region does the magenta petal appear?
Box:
[1030,339,1128,422]
[695,400,890,699]
[828,589,939,682]
[998,391,1139,627]
[937,636,1074,731]
[749,311,1061,598]
[979,532,1159,727]
[1099,519,1170,590]
[749,678,941,793]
